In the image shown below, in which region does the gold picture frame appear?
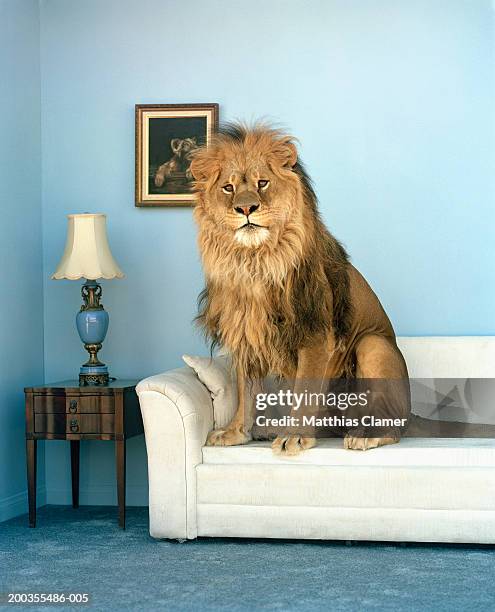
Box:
[135,103,219,207]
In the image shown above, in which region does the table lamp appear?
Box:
[52,213,124,385]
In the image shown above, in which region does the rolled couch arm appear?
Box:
[136,366,213,539]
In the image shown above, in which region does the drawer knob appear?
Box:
[69,400,78,413]
[70,419,79,433]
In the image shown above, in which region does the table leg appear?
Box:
[26,439,37,528]
[116,439,126,529]
[70,440,80,508]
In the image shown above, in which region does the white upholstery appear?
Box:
[196,507,495,543]
[197,463,495,509]
[137,337,495,543]
[397,336,495,377]
[136,367,213,539]
[202,438,495,467]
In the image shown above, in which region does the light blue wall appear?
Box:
[38,0,495,505]
[0,0,45,520]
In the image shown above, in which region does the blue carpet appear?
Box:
[1,505,494,611]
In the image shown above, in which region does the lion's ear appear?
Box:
[269,138,298,169]
[190,152,220,183]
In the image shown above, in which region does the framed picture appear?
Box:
[135,103,219,207]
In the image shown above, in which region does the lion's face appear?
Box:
[191,128,302,249]
[171,137,197,158]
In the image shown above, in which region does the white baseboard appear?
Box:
[46,483,148,506]
[0,485,46,523]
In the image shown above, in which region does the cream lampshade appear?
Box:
[52,213,124,280]
[52,213,124,386]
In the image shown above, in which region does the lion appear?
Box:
[190,123,410,454]
[154,137,198,188]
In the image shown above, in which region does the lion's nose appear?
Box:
[234,204,259,217]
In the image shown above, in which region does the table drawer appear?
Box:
[33,395,115,414]
[34,413,66,434]
[34,395,65,413]
[66,414,115,434]
[34,413,115,434]
[66,396,114,414]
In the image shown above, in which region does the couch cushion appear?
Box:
[197,463,495,510]
[202,438,495,467]
[182,354,236,428]
[198,439,495,511]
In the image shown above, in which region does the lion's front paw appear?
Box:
[154,173,165,187]
[344,435,399,451]
[206,428,251,447]
[272,435,316,456]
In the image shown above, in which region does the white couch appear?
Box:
[136,337,495,543]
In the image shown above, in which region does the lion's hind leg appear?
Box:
[345,334,409,451]
[344,435,399,451]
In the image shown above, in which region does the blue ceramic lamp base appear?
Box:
[76,280,110,386]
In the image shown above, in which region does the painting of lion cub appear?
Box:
[190,123,410,454]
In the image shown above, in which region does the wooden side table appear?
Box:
[24,380,142,529]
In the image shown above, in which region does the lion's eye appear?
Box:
[258,180,270,190]
[222,184,234,193]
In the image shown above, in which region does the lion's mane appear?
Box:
[193,123,352,380]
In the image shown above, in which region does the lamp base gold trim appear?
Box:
[79,372,109,386]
